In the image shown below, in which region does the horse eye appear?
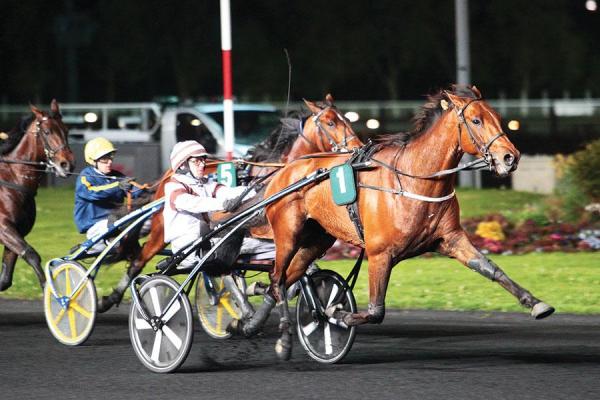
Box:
[472,118,481,125]
[327,120,335,127]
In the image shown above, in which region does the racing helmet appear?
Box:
[170,140,209,171]
[84,137,116,165]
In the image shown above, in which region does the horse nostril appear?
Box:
[503,153,515,167]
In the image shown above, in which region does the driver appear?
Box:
[163,140,275,269]
[74,137,144,248]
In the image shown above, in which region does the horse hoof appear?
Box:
[96,296,114,314]
[275,337,292,361]
[226,319,244,336]
[227,319,255,338]
[0,281,11,292]
[531,302,555,320]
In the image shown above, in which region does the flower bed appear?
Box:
[463,214,600,255]
[322,214,600,260]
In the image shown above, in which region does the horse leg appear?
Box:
[0,248,18,291]
[0,224,44,289]
[97,236,166,313]
[228,222,303,338]
[222,274,255,319]
[438,230,554,319]
[336,251,392,326]
[273,281,293,360]
[272,227,336,360]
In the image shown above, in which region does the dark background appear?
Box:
[1,0,599,104]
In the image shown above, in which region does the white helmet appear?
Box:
[170,140,209,171]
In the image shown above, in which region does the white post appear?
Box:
[455,0,480,188]
[220,0,234,160]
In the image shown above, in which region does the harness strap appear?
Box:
[346,203,364,241]
[341,144,377,243]
[358,183,455,203]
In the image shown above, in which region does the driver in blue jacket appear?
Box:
[74,137,144,248]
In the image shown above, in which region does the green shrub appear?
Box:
[570,139,600,200]
[550,139,600,223]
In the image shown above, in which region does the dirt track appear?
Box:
[1,298,599,400]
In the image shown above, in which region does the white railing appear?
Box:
[2,98,600,142]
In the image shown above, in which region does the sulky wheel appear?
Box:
[296,269,357,364]
[128,275,193,373]
[44,261,97,346]
[195,272,243,339]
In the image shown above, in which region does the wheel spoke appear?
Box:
[151,330,163,363]
[326,284,339,308]
[220,297,241,319]
[150,287,162,315]
[70,301,92,319]
[135,317,152,330]
[162,325,182,350]
[68,308,77,339]
[53,307,66,326]
[301,320,320,336]
[70,282,88,303]
[162,299,181,323]
[215,303,224,331]
[324,321,333,355]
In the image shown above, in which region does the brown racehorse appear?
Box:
[96,94,363,312]
[240,85,554,360]
[0,100,75,291]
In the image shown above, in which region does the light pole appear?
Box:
[455,0,481,188]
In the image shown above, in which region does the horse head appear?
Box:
[296,94,362,156]
[29,99,75,177]
[443,85,520,177]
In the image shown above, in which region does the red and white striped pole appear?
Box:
[220,0,234,160]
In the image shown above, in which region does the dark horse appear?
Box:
[96,94,363,312]
[238,85,554,360]
[0,100,75,291]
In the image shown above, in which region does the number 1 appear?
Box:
[336,167,347,194]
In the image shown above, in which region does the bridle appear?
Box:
[453,97,506,168]
[301,105,357,152]
[35,116,70,168]
[0,115,70,173]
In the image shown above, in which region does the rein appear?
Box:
[351,97,508,203]
[0,157,48,167]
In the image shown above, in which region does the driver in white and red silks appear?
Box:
[163,140,275,268]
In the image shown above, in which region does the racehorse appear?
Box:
[239,85,555,360]
[96,94,363,312]
[0,100,75,291]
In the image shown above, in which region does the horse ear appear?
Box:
[303,98,321,114]
[325,93,335,105]
[50,99,61,116]
[444,91,465,108]
[30,104,43,120]
[471,86,482,99]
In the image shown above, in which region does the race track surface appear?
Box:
[1,298,599,400]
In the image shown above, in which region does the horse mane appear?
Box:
[377,84,479,148]
[0,116,32,155]
[246,111,307,162]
